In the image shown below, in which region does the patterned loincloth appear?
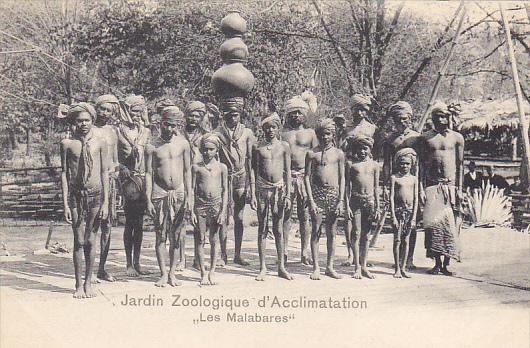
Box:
[349,192,376,218]
[195,194,223,219]
[312,184,339,217]
[256,176,285,216]
[152,185,186,239]
[423,183,461,261]
[69,186,103,228]
[394,204,414,242]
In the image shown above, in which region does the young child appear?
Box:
[390,148,418,278]
[251,113,293,281]
[345,134,380,279]
[190,133,228,285]
[145,106,192,287]
[305,118,345,280]
[60,102,109,298]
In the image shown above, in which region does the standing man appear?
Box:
[341,94,377,266]
[463,161,483,192]
[93,94,120,282]
[60,102,109,298]
[184,101,208,164]
[214,97,255,266]
[376,101,421,269]
[418,101,464,276]
[117,95,151,277]
[280,96,318,265]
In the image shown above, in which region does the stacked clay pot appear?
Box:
[211,11,255,100]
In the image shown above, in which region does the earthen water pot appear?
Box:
[220,11,247,37]
[220,37,248,63]
[212,62,255,97]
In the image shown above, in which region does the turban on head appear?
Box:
[161,106,184,123]
[156,98,175,113]
[124,95,146,111]
[388,101,413,120]
[351,94,372,111]
[67,102,97,123]
[186,101,206,115]
[220,97,244,113]
[95,94,119,106]
[200,133,221,150]
[347,134,374,149]
[285,96,309,116]
[316,118,336,134]
[260,112,281,128]
[394,147,417,166]
[431,101,450,117]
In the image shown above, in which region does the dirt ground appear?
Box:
[1,214,529,348]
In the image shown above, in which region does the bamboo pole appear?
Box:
[415,4,467,132]
[500,3,530,191]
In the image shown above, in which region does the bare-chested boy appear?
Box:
[251,113,293,281]
[117,95,151,277]
[60,103,109,298]
[390,148,418,279]
[191,133,228,285]
[417,101,464,276]
[214,97,255,266]
[305,118,345,280]
[378,101,421,268]
[145,106,192,287]
[280,96,318,265]
[93,94,120,282]
[345,134,380,279]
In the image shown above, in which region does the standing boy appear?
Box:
[191,133,228,285]
[252,113,293,281]
[305,119,345,280]
[345,134,380,279]
[60,102,109,298]
[390,148,418,278]
[145,106,192,287]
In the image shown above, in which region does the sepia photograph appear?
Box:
[0,0,529,347]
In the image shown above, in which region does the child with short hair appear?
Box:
[390,148,418,278]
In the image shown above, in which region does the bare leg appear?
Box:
[256,203,268,281]
[351,208,362,279]
[233,191,249,266]
[282,198,291,263]
[324,215,341,279]
[297,197,312,265]
[369,206,387,248]
[274,213,293,280]
[360,211,375,279]
[400,233,411,278]
[195,217,209,285]
[393,231,402,278]
[310,213,323,280]
[342,219,354,266]
[97,219,116,281]
[168,223,183,286]
[72,212,85,298]
[133,211,149,275]
[154,232,168,287]
[123,205,137,277]
[406,228,417,270]
[218,223,227,267]
[177,230,186,271]
[209,221,220,285]
[83,207,101,298]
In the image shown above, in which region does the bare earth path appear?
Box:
[1,217,528,348]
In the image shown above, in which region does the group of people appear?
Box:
[60,92,464,299]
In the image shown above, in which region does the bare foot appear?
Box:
[255,269,267,281]
[405,263,417,271]
[84,283,97,298]
[278,268,294,280]
[234,257,250,266]
[325,268,342,279]
[134,265,150,275]
[216,259,226,268]
[176,260,186,272]
[97,270,116,282]
[168,274,182,287]
[401,270,411,278]
[361,268,375,279]
[91,277,101,284]
[310,269,321,280]
[393,271,402,278]
[192,259,200,271]
[155,274,168,287]
[73,287,85,299]
[208,272,218,285]
[126,267,139,277]
[200,275,210,286]
[428,266,441,275]
[301,256,313,265]
[352,269,362,279]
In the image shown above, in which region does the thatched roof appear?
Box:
[458,98,530,132]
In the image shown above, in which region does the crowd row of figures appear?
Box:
[60,93,464,299]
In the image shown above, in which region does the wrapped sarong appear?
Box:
[256,176,285,216]
[152,185,186,238]
[312,184,339,218]
[195,194,223,219]
[69,186,102,228]
[423,183,461,261]
[349,192,376,217]
[394,204,414,242]
[120,172,146,211]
